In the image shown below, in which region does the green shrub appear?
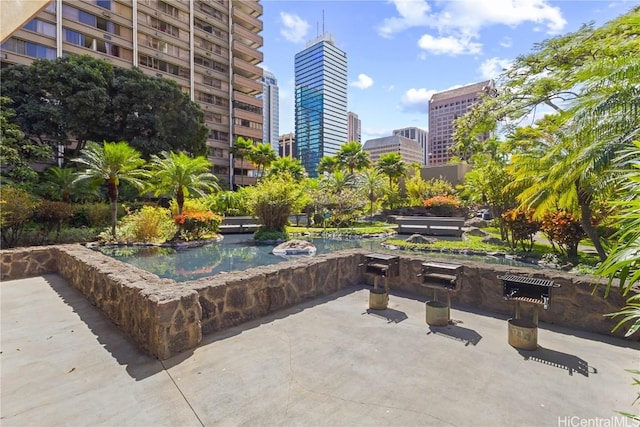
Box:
[254,228,287,242]
[0,186,38,248]
[114,206,177,243]
[33,200,75,243]
[74,202,121,228]
[246,175,303,232]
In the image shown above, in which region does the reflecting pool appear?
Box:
[96,234,538,282]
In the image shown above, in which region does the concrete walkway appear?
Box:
[1,274,639,426]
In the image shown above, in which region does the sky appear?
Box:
[259,0,637,143]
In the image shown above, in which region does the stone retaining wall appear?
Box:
[1,245,637,360]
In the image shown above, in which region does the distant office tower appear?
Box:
[279,133,295,158]
[294,33,347,177]
[363,135,423,165]
[393,127,428,165]
[1,0,264,189]
[428,80,494,166]
[260,70,279,153]
[347,111,361,143]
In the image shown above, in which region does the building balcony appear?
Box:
[232,6,262,33]
[235,0,262,17]
[233,90,262,108]
[232,40,262,64]
[233,124,262,140]
[232,23,263,48]
[233,107,262,123]
[232,57,262,80]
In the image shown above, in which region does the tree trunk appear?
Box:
[576,181,607,261]
[108,178,118,238]
[177,187,184,216]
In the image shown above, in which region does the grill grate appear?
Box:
[498,275,555,287]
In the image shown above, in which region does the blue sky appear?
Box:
[259,0,637,143]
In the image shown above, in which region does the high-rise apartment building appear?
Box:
[260,70,279,152]
[278,132,295,158]
[393,127,428,165]
[347,111,361,143]
[362,135,423,165]
[0,0,264,189]
[294,33,347,177]
[428,80,494,166]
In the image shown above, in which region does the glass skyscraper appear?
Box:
[294,34,347,177]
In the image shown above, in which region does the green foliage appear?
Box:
[72,202,116,228]
[146,151,219,215]
[337,141,371,175]
[254,228,288,242]
[210,191,249,216]
[377,152,407,185]
[540,210,586,258]
[113,206,177,243]
[0,186,39,248]
[267,157,307,181]
[33,200,76,243]
[502,208,540,252]
[231,136,254,188]
[73,140,148,238]
[0,55,207,162]
[248,142,277,178]
[246,174,304,231]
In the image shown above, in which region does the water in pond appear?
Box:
[96,234,539,283]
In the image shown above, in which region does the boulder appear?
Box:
[405,234,437,244]
[272,239,317,256]
[464,227,488,237]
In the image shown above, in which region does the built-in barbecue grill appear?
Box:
[419,262,463,326]
[499,274,559,349]
[362,254,399,310]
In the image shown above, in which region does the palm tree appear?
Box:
[338,141,370,175]
[267,157,307,181]
[231,136,254,188]
[249,142,277,178]
[320,170,355,196]
[146,151,220,216]
[317,155,339,175]
[377,152,407,186]
[73,141,148,238]
[357,168,385,221]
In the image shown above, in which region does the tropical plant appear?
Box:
[317,155,339,175]
[502,208,540,252]
[423,195,461,217]
[33,200,75,243]
[357,168,385,220]
[113,206,177,243]
[146,151,219,216]
[212,191,248,216]
[337,141,370,175]
[173,210,221,241]
[377,152,407,186]
[267,156,307,181]
[231,136,254,188]
[72,141,148,238]
[0,186,39,248]
[249,142,277,178]
[540,210,586,259]
[245,174,304,237]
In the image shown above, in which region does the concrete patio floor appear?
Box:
[1,274,639,426]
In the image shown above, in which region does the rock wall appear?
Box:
[1,245,637,360]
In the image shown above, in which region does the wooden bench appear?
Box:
[219,216,261,234]
[389,216,465,237]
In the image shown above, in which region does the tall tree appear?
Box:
[249,142,277,178]
[377,152,407,186]
[267,157,307,181]
[357,168,385,220]
[146,151,220,216]
[231,136,254,188]
[337,141,371,175]
[317,155,339,175]
[73,141,148,238]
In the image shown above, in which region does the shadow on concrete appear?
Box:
[517,346,594,377]
[363,307,408,324]
[43,274,167,381]
[427,324,483,346]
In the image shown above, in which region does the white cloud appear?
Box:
[350,73,374,90]
[479,57,513,80]
[377,0,432,38]
[378,0,566,37]
[279,12,309,43]
[383,84,395,92]
[400,88,437,113]
[362,127,393,142]
[500,37,513,48]
[418,34,482,56]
